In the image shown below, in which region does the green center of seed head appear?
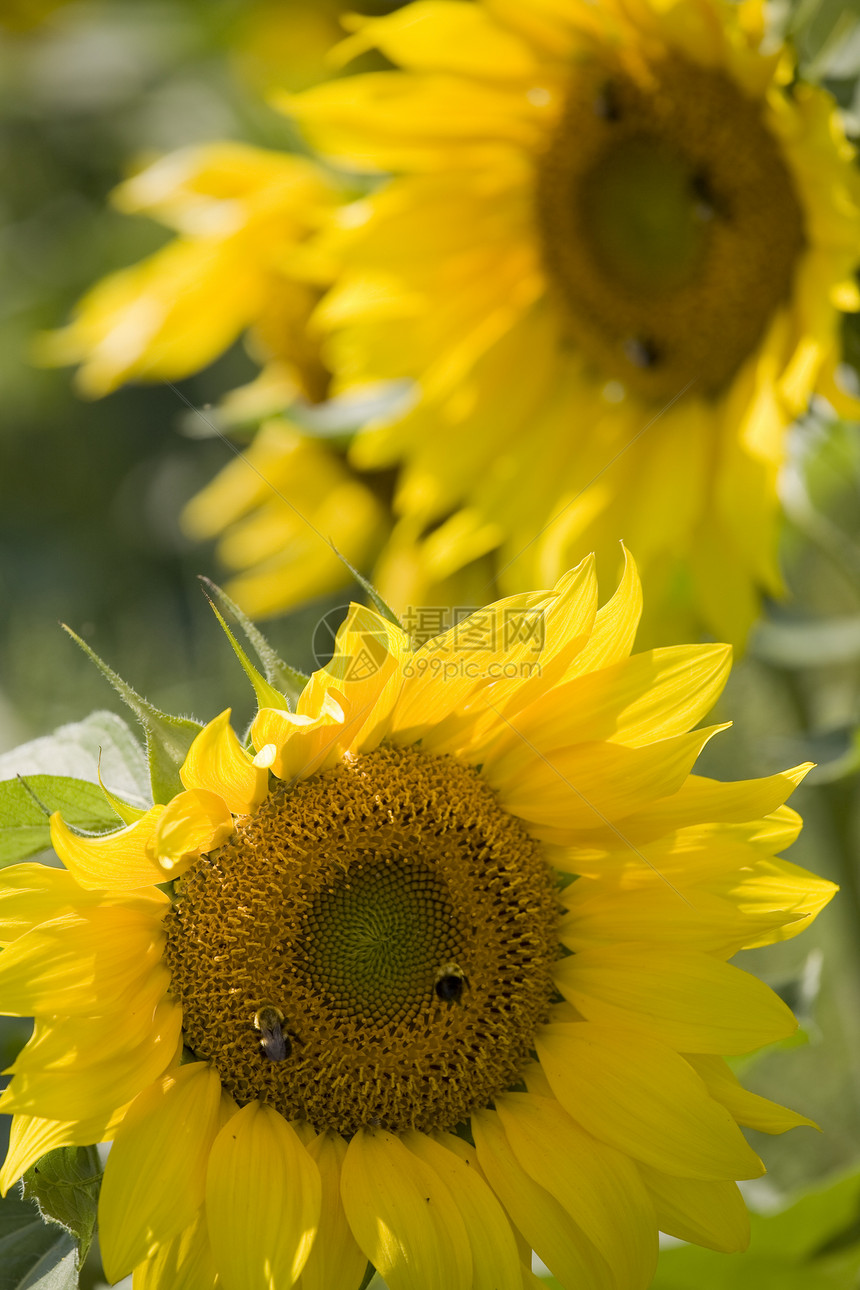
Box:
[581,135,708,294]
[305,858,459,1022]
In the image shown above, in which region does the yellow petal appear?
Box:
[133,1208,219,1290]
[9,964,170,1077]
[147,790,234,878]
[494,1093,657,1290]
[558,879,798,958]
[391,587,555,745]
[0,997,182,1122]
[0,907,165,1016]
[638,1163,750,1253]
[205,1102,321,1290]
[569,546,642,676]
[302,603,410,755]
[252,692,347,782]
[333,3,540,80]
[471,1108,614,1290]
[0,1105,127,1197]
[517,643,732,750]
[404,1130,522,1290]
[553,946,797,1052]
[50,809,165,891]
[282,73,542,172]
[489,725,726,837]
[340,1127,472,1290]
[181,710,269,816]
[297,1131,367,1290]
[0,862,167,944]
[612,764,812,843]
[686,1054,817,1133]
[536,1023,764,1180]
[100,1063,223,1282]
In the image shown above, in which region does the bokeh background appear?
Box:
[2,1,860,1287]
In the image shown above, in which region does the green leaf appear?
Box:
[0,776,121,868]
[0,712,149,804]
[61,627,202,805]
[21,1147,102,1272]
[0,1186,77,1290]
[200,578,308,708]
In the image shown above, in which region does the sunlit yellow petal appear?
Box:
[553,946,797,1052]
[133,1209,219,1290]
[100,1064,222,1282]
[536,1023,764,1180]
[471,1108,614,1290]
[0,1105,127,1197]
[0,997,182,1122]
[686,1054,817,1133]
[297,1131,367,1290]
[181,710,269,815]
[340,1128,472,1290]
[50,809,165,891]
[205,1102,321,1290]
[0,862,167,944]
[146,790,233,878]
[0,907,165,1016]
[494,1093,657,1290]
[251,692,347,781]
[405,1129,521,1290]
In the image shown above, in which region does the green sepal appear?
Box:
[61,627,202,805]
[0,776,121,868]
[330,548,404,630]
[200,579,308,708]
[203,595,293,714]
[21,1145,102,1271]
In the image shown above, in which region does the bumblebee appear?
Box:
[253,1005,290,1062]
[434,963,469,1005]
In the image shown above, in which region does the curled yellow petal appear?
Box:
[252,693,347,782]
[180,709,269,815]
[146,790,234,878]
[50,809,165,891]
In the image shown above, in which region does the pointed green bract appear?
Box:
[21,1145,103,1270]
[204,596,294,714]
[0,776,121,867]
[330,548,404,630]
[200,578,308,707]
[61,627,202,804]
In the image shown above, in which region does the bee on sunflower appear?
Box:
[0,554,836,1289]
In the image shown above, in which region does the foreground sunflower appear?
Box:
[235,0,859,644]
[0,554,836,1290]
